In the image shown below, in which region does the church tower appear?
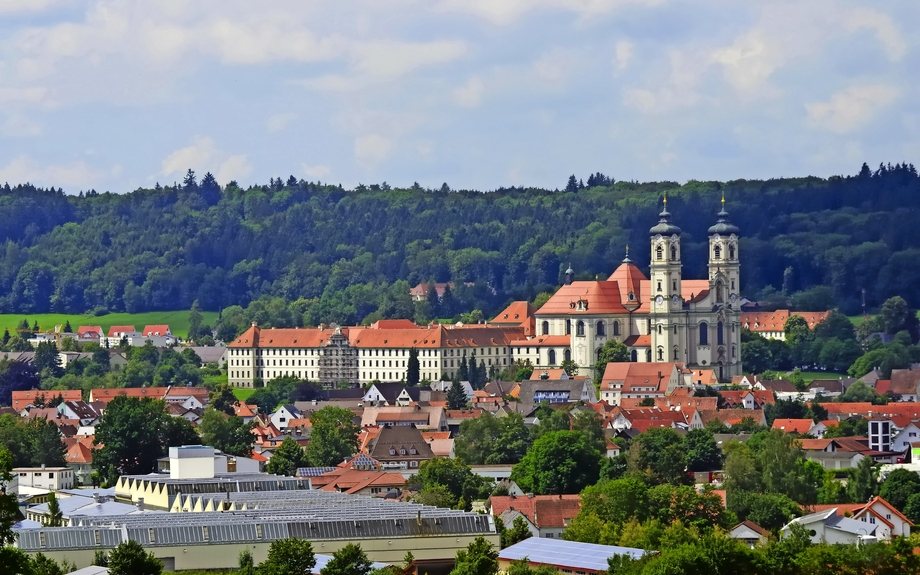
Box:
[649,196,683,363]
[707,196,742,379]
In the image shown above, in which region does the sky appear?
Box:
[0,0,918,193]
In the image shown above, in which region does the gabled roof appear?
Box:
[142,325,171,336]
[490,495,581,528]
[12,389,82,410]
[889,369,920,395]
[771,419,815,434]
[107,325,136,337]
[731,520,767,537]
[367,425,434,460]
[66,441,94,464]
[536,281,630,315]
[491,301,537,336]
[757,380,797,393]
[607,261,646,306]
[77,325,103,337]
[741,310,830,332]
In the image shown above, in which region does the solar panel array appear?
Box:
[498,538,645,572]
[297,467,339,477]
[17,490,495,552]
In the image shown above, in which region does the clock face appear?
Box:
[730,294,737,303]
[655,295,663,306]
[672,295,679,304]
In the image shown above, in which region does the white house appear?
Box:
[270,405,302,431]
[783,508,878,545]
[892,421,920,453]
[12,466,74,495]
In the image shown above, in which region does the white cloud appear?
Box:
[2,114,43,137]
[161,137,219,177]
[805,84,900,134]
[302,164,332,179]
[217,155,252,183]
[0,155,105,188]
[846,9,906,60]
[266,113,298,133]
[454,77,484,108]
[435,0,667,25]
[622,49,705,114]
[354,134,394,167]
[614,40,634,71]
[0,0,62,14]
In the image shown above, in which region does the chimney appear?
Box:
[93,492,100,504]
[251,321,258,327]
[136,498,145,512]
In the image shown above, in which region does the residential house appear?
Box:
[888,369,920,402]
[76,325,104,341]
[142,325,172,338]
[233,403,258,424]
[753,379,798,394]
[57,401,101,426]
[891,418,920,452]
[12,466,75,495]
[64,439,94,485]
[797,438,887,469]
[782,509,878,544]
[806,379,853,398]
[617,395,718,412]
[12,389,82,411]
[694,409,766,430]
[270,405,302,431]
[366,425,434,470]
[808,496,912,539]
[490,494,582,539]
[162,386,210,410]
[718,390,775,410]
[609,407,689,432]
[187,346,228,367]
[772,419,816,435]
[730,521,769,548]
[685,368,718,386]
[361,406,447,431]
[88,387,163,405]
[599,362,684,405]
[409,282,456,302]
[516,379,598,405]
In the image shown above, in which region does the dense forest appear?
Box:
[1,163,918,324]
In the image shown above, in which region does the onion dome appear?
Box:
[707,197,740,235]
[649,196,681,236]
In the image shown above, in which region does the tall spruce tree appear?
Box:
[407,348,420,386]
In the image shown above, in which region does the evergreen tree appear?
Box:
[458,355,469,382]
[426,281,440,318]
[108,540,163,575]
[565,175,578,193]
[62,320,72,333]
[319,543,372,575]
[265,436,309,476]
[448,378,467,410]
[1,328,9,347]
[407,348,420,386]
[188,299,203,341]
[45,492,63,527]
[441,285,456,318]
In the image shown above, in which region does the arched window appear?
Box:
[564,349,571,362]
[548,350,556,365]
[716,281,724,303]
[576,321,585,336]
[729,245,735,260]
[699,322,709,346]
[657,324,662,335]
[657,347,664,361]
[596,321,606,336]
[613,321,620,336]
[670,246,677,260]
[673,325,678,334]
[714,245,721,259]
[656,245,663,260]
[565,320,571,335]
[542,321,549,335]
[673,347,679,360]
[718,322,724,345]
[646,350,652,362]
[630,350,637,362]
[732,344,736,358]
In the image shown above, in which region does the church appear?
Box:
[511,199,743,382]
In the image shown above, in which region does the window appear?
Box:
[630,350,638,362]
[657,281,662,292]
[389,448,396,455]
[729,245,735,259]
[716,281,724,303]
[657,324,662,335]
[717,322,724,345]
[699,323,709,346]
[673,347,679,360]
[564,349,571,362]
[613,321,620,336]
[670,246,677,260]
[548,350,557,365]
[410,461,419,468]
[672,280,677,292]
[596,321,605,336]
[673,325,677,334]
[576,321,585,337]
[565,320,571,335]
[657,347,663,361]
[541,321,549,335]
[656,245,663,260]
[410,448,417,455]
[399,448,407,455]
[714,245,721,259]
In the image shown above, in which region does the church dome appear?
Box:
[707,207,740,235]
[649,207,681,236]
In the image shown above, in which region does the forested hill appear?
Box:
[1,162,918,324]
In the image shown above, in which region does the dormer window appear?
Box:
[409,448,417,455]
[389,448,396,456]
[399,448,407,455]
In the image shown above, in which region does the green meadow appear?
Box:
[0,310,220,341]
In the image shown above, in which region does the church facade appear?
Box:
[517,200,743,382]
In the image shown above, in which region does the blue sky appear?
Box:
[0,0,917,193]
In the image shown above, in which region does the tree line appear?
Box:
[2,163,920,325]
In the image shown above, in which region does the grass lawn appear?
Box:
[0,310,220,340]
[233,388,256,402]
[788,370,848,382]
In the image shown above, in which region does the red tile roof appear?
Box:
[491,495,581,528]
[142,325,171,336]
[607,261,646,307]
[107,325,136,337]
[12,389,82,410]
[230,324,524,350]
[623,335,651,347]
[741,310,830,333]
[536,281,631,315]
[77,326,103,337]
[510,335,571,347]
[492,301,537,336]
[772,419,814,434]
[65,441,93,464]
[888,370,920,395]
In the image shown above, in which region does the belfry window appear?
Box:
[657,324,662,335]
[714,245,721,259]
[670,246,677,260]
[657,347,664,361]
[699,323,709,346]
[656,246,663,260]
[657,281,662,292]
[729,245,735,259]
